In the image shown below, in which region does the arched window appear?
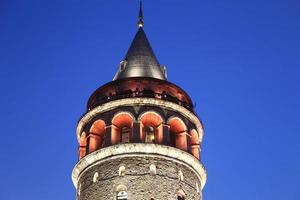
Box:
[116,191,127,200]
[89,120,106,153]
[93,172,99,183]
[119,165,126,177]
[168,117,188,151]
[111,112,134,145]
[119,60,127,71]
[115,185,127,200]
[178,170,184,181]
[139,111,164,144]
[149,164,157,175]
[177,189,186,200]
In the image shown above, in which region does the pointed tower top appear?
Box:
[138,0,144,28]
[113,1,166,81]
[113,28,166,80]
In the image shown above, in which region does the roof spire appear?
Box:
[138,0,144,28]
[113,0,167,81]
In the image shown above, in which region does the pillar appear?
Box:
[176,132,188,151]
[103,126,112,147]
[162,124,170,145]
[132,122,142,143]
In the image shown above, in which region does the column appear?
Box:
[132,121,142,143]
[176,132,188,151]
[103,126,112,147]
[162,124,170,145]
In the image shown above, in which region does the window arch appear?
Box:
[149,164,157,175]
[176,189,186,200]
[190,129,200,159]
[139,111,164,144]
[178,170,184,181]
[178,196,185,200]
[93,172,99,183]
[111,112,134,145]
[167,117,188,151]
[119,60,127,71]
[78,132,87,159]
[116,191,127,200]
[119,165,126,177]
[89,120,106,153]
[116,185,128,200]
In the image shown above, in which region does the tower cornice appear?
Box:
[72,143,207,189]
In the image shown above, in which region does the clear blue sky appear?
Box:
[0,0,299,200]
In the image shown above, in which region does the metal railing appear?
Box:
[89,89,194,111]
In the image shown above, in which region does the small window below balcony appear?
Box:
[178,170,184,181]
[93,172,99,183]
[149,164,157,175]
[116,191,127,200]
[177,189,186,200]
[115,184,128,200]
[119,165,126,177]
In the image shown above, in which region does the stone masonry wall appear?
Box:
[77,155,202,200]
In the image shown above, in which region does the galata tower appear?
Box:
[72,2,207,200]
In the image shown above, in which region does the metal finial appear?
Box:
[138,0,144,28]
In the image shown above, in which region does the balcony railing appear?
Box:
[89,89,194,112]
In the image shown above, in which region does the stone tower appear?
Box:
[72,2,207,200]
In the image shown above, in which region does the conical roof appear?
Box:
[113,27,166,80]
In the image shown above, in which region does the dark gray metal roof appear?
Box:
[113,27,166,81]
